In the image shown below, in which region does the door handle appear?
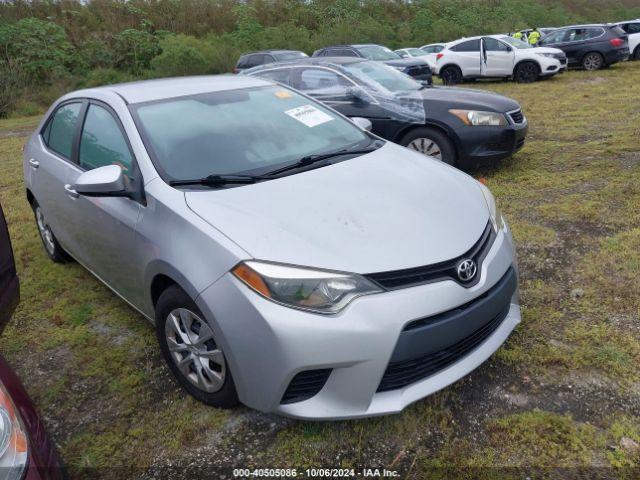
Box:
[29,158,39,169]
[64,184,79,199]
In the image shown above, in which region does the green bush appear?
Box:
[114,29,161,74]
[151,35,213,76]
[83,69,134,88]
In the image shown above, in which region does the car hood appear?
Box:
[419,86,521,113]
[534,46,566,56]
[382,58,430,68]
[184,143,490,274]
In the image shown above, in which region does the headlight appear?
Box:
[232,261,383,314]
[0,382,27,480]
[393,66,406,71]
[478,181,505,232]
[450,109,508,126]
[536,52,557,58]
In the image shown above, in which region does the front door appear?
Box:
[481,37,515,76]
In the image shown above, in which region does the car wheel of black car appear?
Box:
[400,127,457,166]
[582,52,604,70]
[514,62,539,83]
[156,285,239,408]
[31,200,70,263]
[441,66,463,86]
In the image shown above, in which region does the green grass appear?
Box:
[1,63,639,477]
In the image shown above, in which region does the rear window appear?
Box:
[274,51,308,61]
[451,39,481,52]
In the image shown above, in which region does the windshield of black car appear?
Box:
[344,61,422,93]
[131,86,369,182]
[500,36,533,49]
[357,45,402,61]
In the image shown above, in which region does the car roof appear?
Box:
[258,57,367,68]
[320,44,384,49]
[242,50,303,56]
[67,75,271,105]
[556,24,611,29]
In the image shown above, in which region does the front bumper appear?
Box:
[455,117,528,169]
[196,224,520,420]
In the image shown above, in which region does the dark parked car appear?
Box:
[537,24,629,70]
[312,44,433,82]
[0,202,65,479]
[244,57,527,169]
[233,50,308,73]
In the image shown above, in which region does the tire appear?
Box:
[400,127,457,166]
[514,62,539,83]
[31,200,70,263]
[633,46,640,61]
[155,285,239,408]
[441,66,463,86]
[582,52,604,71]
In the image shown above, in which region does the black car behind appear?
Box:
[312,44,433,83]
[233,50,308,73]
[538,24,629,70]
[244,57,527,170]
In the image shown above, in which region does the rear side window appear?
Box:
[586,28,605,39]
[79,104,133,175]
[623,23,640,34]
[43,102,83,160]
[295,68,351,94]
[451,39,481,52]
[238,54,268,69]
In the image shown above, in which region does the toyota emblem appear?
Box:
[456,259,477,283]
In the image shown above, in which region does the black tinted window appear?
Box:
[44,102,82,159]
[625,23,640,34]
[79,104,133,174]
[586,28,605,39]
[451,39,480,52]
[543,29,569,44]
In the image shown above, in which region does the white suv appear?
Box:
[435,35,567,85]
[616,20,640,60]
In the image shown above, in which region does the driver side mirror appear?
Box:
[346,86,370,104]
[351,117,372,131]
[505,45,513,52]
[74,165,130,198]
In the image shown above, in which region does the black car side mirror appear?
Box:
[346,86,370,104]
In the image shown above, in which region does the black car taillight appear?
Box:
[610,38,624,47]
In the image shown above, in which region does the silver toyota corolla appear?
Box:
[23,75,520,419]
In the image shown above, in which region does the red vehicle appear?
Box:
[0,202,65,479]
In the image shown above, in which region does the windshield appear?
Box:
[344,61,421,93]
[500,36,533,49]
[131,86,369,182]
[407,48,425,57]
[357,45,402,61]
[275,51,308,61]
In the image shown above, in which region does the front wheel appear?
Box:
[514,62,539,83]
[440,66,462,86]
[156,285,239,408]
[582,52,604,70]
[400,127,457,166]
[633,46,640,61]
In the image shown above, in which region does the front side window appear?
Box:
[43,102,83,159]
[451,39,481,52]
[131,86,369,182]
[357,45,401,61]
[295,68,351,95]
[343,61,421,93]
[484,38,510,52]
[79,104,133,174]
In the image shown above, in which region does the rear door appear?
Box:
[450,39,481,76]
[29,100,86,257]
[481,37,515,76]
[0,203,19,333]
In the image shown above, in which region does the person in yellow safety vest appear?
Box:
[529,28,541,46]
[513,31,524,40]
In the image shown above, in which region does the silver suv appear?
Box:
[23,76,520,419]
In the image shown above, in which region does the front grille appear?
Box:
[406,65,431,77]
[376,305,508,392]
[365,222,495,290]
[281,369,332,404]
[509,109,525,124]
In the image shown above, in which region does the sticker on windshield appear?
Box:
[274,91,292,99]
[284,105,334,127]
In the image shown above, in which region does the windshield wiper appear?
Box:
[169,174,270,187]
[264,146,381,177]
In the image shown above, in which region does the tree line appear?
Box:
[1,0,639,117]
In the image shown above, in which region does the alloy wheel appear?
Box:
[583,53,603,70]
[407,138,443,160]
[35,206,56,255]
[164,308,226,393]
[516,63,537,83]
